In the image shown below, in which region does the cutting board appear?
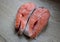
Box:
[0,0,60,42]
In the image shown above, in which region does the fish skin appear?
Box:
[24,7,50,38]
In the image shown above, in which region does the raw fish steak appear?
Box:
[24,7,50,38]
[15,2,50,38]
[15,2,36,35]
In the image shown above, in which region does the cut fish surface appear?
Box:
[24,7,50,38]
[15,2,36,35]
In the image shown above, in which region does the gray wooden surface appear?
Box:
[0,0,60,42]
